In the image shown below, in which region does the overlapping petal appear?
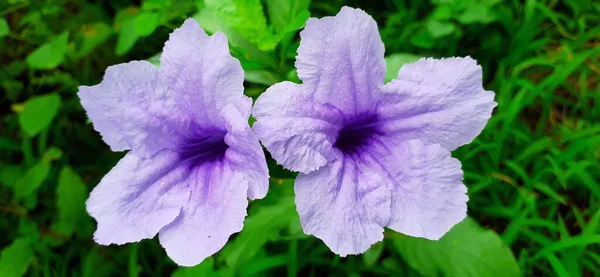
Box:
[221,101,269,199]
[87,150,191,245]
[161,19,247,128]
[296,7,385,117]
[78,61,190,157]
[253,82,342,173]
[294,151,391,256]
[158,160,248,266]
[378,57,497,151]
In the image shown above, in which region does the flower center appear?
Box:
[177,129,229,168]
[334,114,381,155]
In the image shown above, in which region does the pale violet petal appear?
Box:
[294,151,391,256]
[252,81,342,174]
[78,61,190,157]
[158,160,248,266]
[296,7,385,117]
[221,100,269,199]
[378,57,496,151]
[87,150,190,245]
[160,18,247,127]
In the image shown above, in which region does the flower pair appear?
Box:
[79,7,495,266]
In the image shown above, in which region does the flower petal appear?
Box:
[253,82,342,174]
[295,7,385,116]
[378,57,496,151]
[87,150,190,245]
[78,61,190,157]
[160,18,246,127]
[294,151,391,256]
[373,139,467,240]
[221,100,269,199]
[158,160,248,266]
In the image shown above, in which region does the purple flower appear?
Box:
[78,19,268,266]
[252,7,496,256]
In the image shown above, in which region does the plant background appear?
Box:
[0,0,599,276]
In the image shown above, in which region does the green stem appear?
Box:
[288,239,298,277]
[38,128,48,157]
[22,135,34,167]
[128,244,141,277]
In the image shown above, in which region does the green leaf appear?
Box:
[171,257,215,277]
[26,31,69,70]
[116,20,138,56]
[244,70,282,86]
[384,53,421,82]
[82,248,117,277]
[14,160,50,199]
[14,147,62,199]
[0,165,23,188]
[42,146,63,162]
[391,217,520,277]
[52,166,91,237]
[457,3,496,24]
[0,17,9,38]
[220,197,297,267]
[0,238,35,277]
[426,19,458,38]
[18,93,61,137]
[193,3,278,69]
[72,22,113,59]
[362,241,384,267]
[142,0,170,10]
[0,137,22,151]
[134,12,160,37]
[205,0,276,51]
[265,0,310,33]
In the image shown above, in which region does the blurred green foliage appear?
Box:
[1,0,599,276]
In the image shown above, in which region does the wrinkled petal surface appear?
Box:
[253,82,342,173]
[159,160,248,266]
[78,61,190,157]
[378,57,496,151]
[221,101,269,199]
[294,151,391,256]
[372,139,467,240]
[87,150,190,245]
[161,19,247,127]
[296,7,385,117]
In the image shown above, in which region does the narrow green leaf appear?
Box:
[220,197,296,267]
[244,70,282,86]
[116,20,139,56]
[0,238,35,277]
[0,17,9,38]
[14,160,50,199]
[14,147,62,198]
[52,166,90,237]
[18,93,61,137]
[391,217,520,277]
[362,241,384,267]
[82,248,117,277]
[26,31,69,70]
